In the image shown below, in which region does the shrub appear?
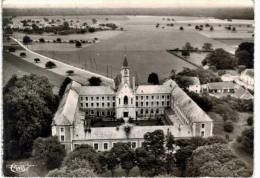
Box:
[224,120,234,133]
[8,47,16,52]
[66,70,74,76]
[56,38,62,43]
[39,38,45,43]
[179,26,184,30]
[20,52,26,57]
[247,116,253,126]
[22,35,32,44]
[75,41,82,48]
[45,61,56,69]
[34,58,40,63]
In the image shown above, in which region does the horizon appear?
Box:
[3,0,254,9]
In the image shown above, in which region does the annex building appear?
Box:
[52,57,213,152]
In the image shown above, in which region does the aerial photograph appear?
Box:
[2,0,255,177]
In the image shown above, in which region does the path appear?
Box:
[9,37,115,87]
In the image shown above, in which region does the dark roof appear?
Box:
[123,56,128,67]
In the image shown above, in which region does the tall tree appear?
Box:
[148,72,159,85]
[166,132,175,152]
[88,77,102,86]
[235,42,254,68]
[32,136,66,170]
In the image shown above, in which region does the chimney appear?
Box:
[132,76,136,91]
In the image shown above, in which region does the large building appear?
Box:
[52,57,213,151]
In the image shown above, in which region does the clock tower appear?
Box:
[121,56,130,85]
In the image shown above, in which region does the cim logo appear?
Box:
[9,162,36,174]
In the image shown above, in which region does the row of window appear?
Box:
[136,94,170,100]
[80,102,115,108]
[136,108,164,115]
[86,110,115,116]
[74,141,141,151]
[80,96,116,101]
[136,101,170,107]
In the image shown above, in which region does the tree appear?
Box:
[56,38,61,43]
[202,48,237,69]
[63,144,103,174]
[224,120,234,133]
[170,69,176,80]
[88,77,102,86]
[186,143,252,177]
[34,58,40,63]
[20,52,26,57]
[58,77,72,99]
[75,41,82,48]
[92,18,97,24]
[32,136,65,170]
[143,130,165,158]
[47,161,97,177]
[232,27,236,32]
[39,38,45,43]
[182,50,190,57]
[237,128,254,154]
[22,35,32,44]
[179,26,184,30]
[3,74,58,159]
[183,42,193,50]
[210,26,214,31]
[45,61,56,69]
[66,70,74,76]
[247,116,253,126]
[62,21,69,30]
[148,72,159,85]
[8,47,16,52]
[235,42,254,68]
[202,43,213,51]
[120,149,135,176]
[175,146,193,176]
[135,147,154,176]
[166,132,175,152]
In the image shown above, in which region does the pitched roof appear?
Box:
[53,81,81,125]
[73,124,192,141]
[79,86,115,95]
[123,56,128,67]
[207,82,236,90]
[232,86,253,100]
[171,84,212,122]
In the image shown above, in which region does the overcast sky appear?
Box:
[3,0,254,8]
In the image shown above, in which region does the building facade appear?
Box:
[52,57,214,152]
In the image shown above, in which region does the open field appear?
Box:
[3,52,65,89]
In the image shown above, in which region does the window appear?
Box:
[151,102,153,106]
[152,96,154,99]
[97,103,99,107]
[167,101,170,106]
[131,98,133,104]
[113,96,115,100]
[102,111,105,116]
[167,95,170,99]
[132,142,137,149]
[86,97,88,100]
[94,143,99,150]
[61,135,65,141]
[124,96,128,105]
[151,109,154,114]
[60,128,64,132]
[201,131,205,137]
[156,101,159,106]
[146,96,149,100]
[136,102,138,107]
[162,101,164,106]
[107,111,110,116]
[80,97,83,100]
[102,103,104,107]
[107,96,110,100]
[136,96,138,100]
[102,97,104,100]
[140,109,143,114]
[146,102,148,106]
[162,95,165,99]
[86,103,88,107]
[91,97,93,101]
[96,97,99,100]
[119,98,121,104]
[113,102,115,107]
[201,124,205,129]
[108,103,110,107]
[141,96,143,100]
[146,109,149,114]
[104,143,108,150]
[156,109,159,114]
[141,102,144,106]
[157,96,160,99]
[91,110,94,114]
[74,144,79,148]
[80,103,83,107]
[91,103,94,107]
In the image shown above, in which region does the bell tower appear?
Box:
[121,55,130,85]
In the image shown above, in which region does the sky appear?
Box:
[2,0,254,8]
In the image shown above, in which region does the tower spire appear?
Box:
[123,46,128,67]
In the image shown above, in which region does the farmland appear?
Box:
[8,15,254,83]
